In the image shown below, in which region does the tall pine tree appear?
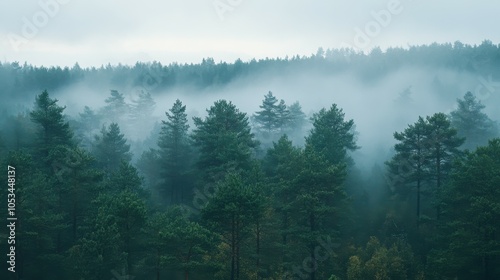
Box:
[450,91,498,150]
[192,100,258,184]
[157,99,192,204]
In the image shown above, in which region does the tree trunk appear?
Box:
[310,212,316,280]
[436,146,441,220]
[236,218,240,280]
[256,220,261,280]
[231,215,236,280]
[156,248,160,280]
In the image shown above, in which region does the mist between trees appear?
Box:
[1,42,500,280]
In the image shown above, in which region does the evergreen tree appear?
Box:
[158,99,192,204]
[130,91,155,121]
[152,206,216,280]
[2,151,65,279]
[275,99,290,134]
[387,113,464,225]
[29,90,79,277]
[30,90,74,166]
[430,139,500,279]
[129,90,156,138]
[136,148,162,202]
[450,91,498,150]
[263,135,303,270]
[106,161,144,195]
[202,173,262,280]
[386,117,431,222]
[306,104,358,166]
[264,135,348,279]
[0,111,36,152]
[286,101,308,135]
[192,100,258,183]
[102,89,129,123]
[287,146,347,280]
[93,123,132,174]
[253,91,279,133]
[58,148,103,244]
[70,162,147,279]
[76,106,101,150]
[425,113,464,219]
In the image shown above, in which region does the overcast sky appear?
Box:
[0,0,498,67]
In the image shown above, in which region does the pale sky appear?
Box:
[0,0,498,67]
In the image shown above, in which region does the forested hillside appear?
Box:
[1,42,500,280]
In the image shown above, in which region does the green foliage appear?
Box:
[202,173,263,280]
[192,100,258,183]
[286,101,308,138]
[348,237,421,280]
[102,89,129,123]
[30,90,74,164]
[158,99,193,204]
[387,113,464,224]
[129,90,156,137]
[386,116,431,220]
[0,111,36,153]
[93,122,132,173]
[253,91,279,133]
[450,91,498,150]
[151,206,217,278]
[429,139,500,279]
[75,106,101,149]
[4,87,500,279]
[306,103,358,166]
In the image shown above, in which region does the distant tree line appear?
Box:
[1,40,500,107]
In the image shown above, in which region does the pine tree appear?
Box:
[93,123,132,174]
[2,151,64,279]
[129,90,156,138]
[287,101,307,134]
[102,89,129,123]
[76,106,101,150]
[264,135,347,279]
[306,104,358,166]
[130,91,155,121]
[387,114,464,223]
[202,173,262,280]
[450,91,498,150]
[58,148,103,244]
[157,99,192,204]
[263,135,303,273]
[70,163,147,279]
[288,146,347,280]
[192,100,258,183]
[136,149,162,201]
[430,139,500,279]
[253,91,279,133]
[275,99,290,133]
[29,90,78,276]
[386,117,431,221]
[0,111,36,152]
[425,113,464,219]
[150,206,216,280]
[30,90,74,167]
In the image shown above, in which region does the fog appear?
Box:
[18,60,485,177]
[0,41,500,279]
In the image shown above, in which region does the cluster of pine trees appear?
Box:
[0,89,499,280]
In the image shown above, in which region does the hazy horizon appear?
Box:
[1,0,499,67]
